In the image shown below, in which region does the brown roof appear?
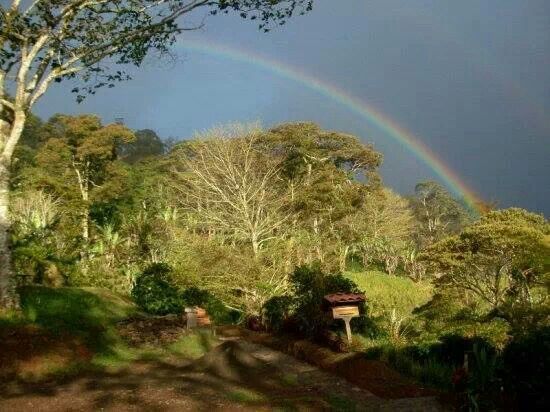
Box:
[323,292,366,304]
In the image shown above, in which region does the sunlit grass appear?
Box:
[345,270,433,318]
[167,330,217,359]
[226,388,267,403]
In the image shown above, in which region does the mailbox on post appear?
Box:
[323,292,365,344]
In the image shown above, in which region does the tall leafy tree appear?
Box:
[410,181,471,247]
[118,129,164,163]
[0,0,313,307]
[421,208,549,312]
[360,188,415,275]
[22,114,134,244]
[261,122,383,269]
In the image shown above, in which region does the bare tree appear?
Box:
[0,0,312,308]
[173,123,290,256]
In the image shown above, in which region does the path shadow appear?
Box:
[0,339,382,411]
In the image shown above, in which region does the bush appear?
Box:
[181,286,240,324]
[261,263,370,339]
[291,263,369,338]
[262,295,295,332]
[131,263,182,315]
[433,334,496,366]
[501,326,550,410]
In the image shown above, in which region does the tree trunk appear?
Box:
[0,107,26,310]
[0,159,19,309]
[339,245,349,273]
[82,211,89,241]
[251,232,259,256]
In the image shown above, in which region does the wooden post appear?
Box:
[343,316,353,343]
[331,306,359,344]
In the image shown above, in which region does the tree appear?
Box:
[172,123,290,256]
[118,129,164,163]
[421,208,550,313]
[360,189,416,275]
[0,0,313,309]
[410,181,471,247]
[23,114,134,244]
[260,122,383,270]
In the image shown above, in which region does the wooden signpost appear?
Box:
[324,293,366,344]
[332,306,360,343]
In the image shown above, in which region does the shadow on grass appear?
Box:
[0,286,139,381]
[17,285,137,351]
[0,338,377,411]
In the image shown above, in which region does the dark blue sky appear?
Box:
[36,0,550,215]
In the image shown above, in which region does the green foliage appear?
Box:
[118,129,165,163]
[291,264,365,337]
[421,208,549,325]
[8,112,548,407]
[72,260,136,296]
[131,263,182,315]
[359,189,416,275]
[410,180,471,247]
[10,190,78,286]
[468,343,499,396]
[262,295,295,332]
[263,263,369,338]
[180,286,240,324]
[362,341,455,389]
[345,270,432,318]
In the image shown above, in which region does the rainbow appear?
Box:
[177,38,482,211]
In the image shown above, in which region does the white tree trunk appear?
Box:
[0,110,26,309]
[0,159,19,309]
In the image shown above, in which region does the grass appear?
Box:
[0,286,218,379]
[168,330,217,359]
[279,372,299,386]
[18,285,138,349]
[226,388,267,403]
[345,270,433,318]
[327,393,358,412]
[343,270,456,390]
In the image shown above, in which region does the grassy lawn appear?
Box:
[0,286,217,380]
[345,270,433,319]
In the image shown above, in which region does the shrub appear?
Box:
[501,326,550,410]
[274,264,368,338]
[131,263,182,315]
[180,286,211,307]
[262,295,295,332]
[363,342,454,389]
[434,334,496,366]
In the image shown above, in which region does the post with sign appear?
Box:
[324,293,366,344]
[332,306,359,343]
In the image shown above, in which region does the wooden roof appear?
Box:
[323,292,365,304]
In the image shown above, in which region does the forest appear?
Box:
[4,113,550,410]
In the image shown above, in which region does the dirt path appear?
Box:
[0,338,445,411]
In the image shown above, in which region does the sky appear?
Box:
[34,0,550,216]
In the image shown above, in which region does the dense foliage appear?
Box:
[131,263,182,315]
[6,113,549,409]
[262,264,369,338]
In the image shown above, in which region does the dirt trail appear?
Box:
[0,338,446,411]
